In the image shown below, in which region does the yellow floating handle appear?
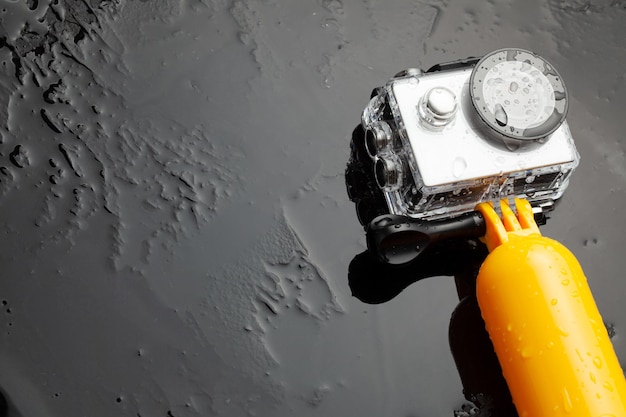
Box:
[476,198,626,417]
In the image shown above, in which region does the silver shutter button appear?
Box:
[418,86,458,129]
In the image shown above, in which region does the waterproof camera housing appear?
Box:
[361,48,579,220]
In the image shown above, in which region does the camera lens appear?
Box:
[469,48,568,141]
[365,121,393,159]
[374,154,403,192]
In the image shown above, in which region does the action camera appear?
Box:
[361,48,579,220]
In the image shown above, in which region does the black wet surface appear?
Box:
[0,0,625,416]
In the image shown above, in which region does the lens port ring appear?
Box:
[365,121,393,159]
[374,154,403,192]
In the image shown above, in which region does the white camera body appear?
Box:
[361,49,579,220]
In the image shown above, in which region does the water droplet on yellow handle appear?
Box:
[594,357,603,369]
[477,235,626,416]
[562,387,573,412]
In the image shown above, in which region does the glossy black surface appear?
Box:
[0,1,625,416]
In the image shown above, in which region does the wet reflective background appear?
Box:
[0,0,625,416]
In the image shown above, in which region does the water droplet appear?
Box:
[551,298,558,306]
[9,145,30,168]
[521,348,532,358]
[374,217,393,226]
[321,0,344,15]
[495,156,506,167]
[509,81,519,93]
[603,381,614,392]
[593,356,602,369]
[590,372,597,383]
[562,387,573,412]
[507,323,513,332]
[452,157,467,178]
[605,322,616,339]
[494,103,508,126]
[562,279,570,286]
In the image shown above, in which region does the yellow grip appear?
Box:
[476,199,626,416]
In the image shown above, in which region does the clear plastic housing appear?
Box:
[361,51,580,220]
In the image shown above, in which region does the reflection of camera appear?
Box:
[361,48,579,220]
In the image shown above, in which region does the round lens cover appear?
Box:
[469,48,568,141]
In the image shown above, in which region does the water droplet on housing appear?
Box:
[494,103,508,126]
